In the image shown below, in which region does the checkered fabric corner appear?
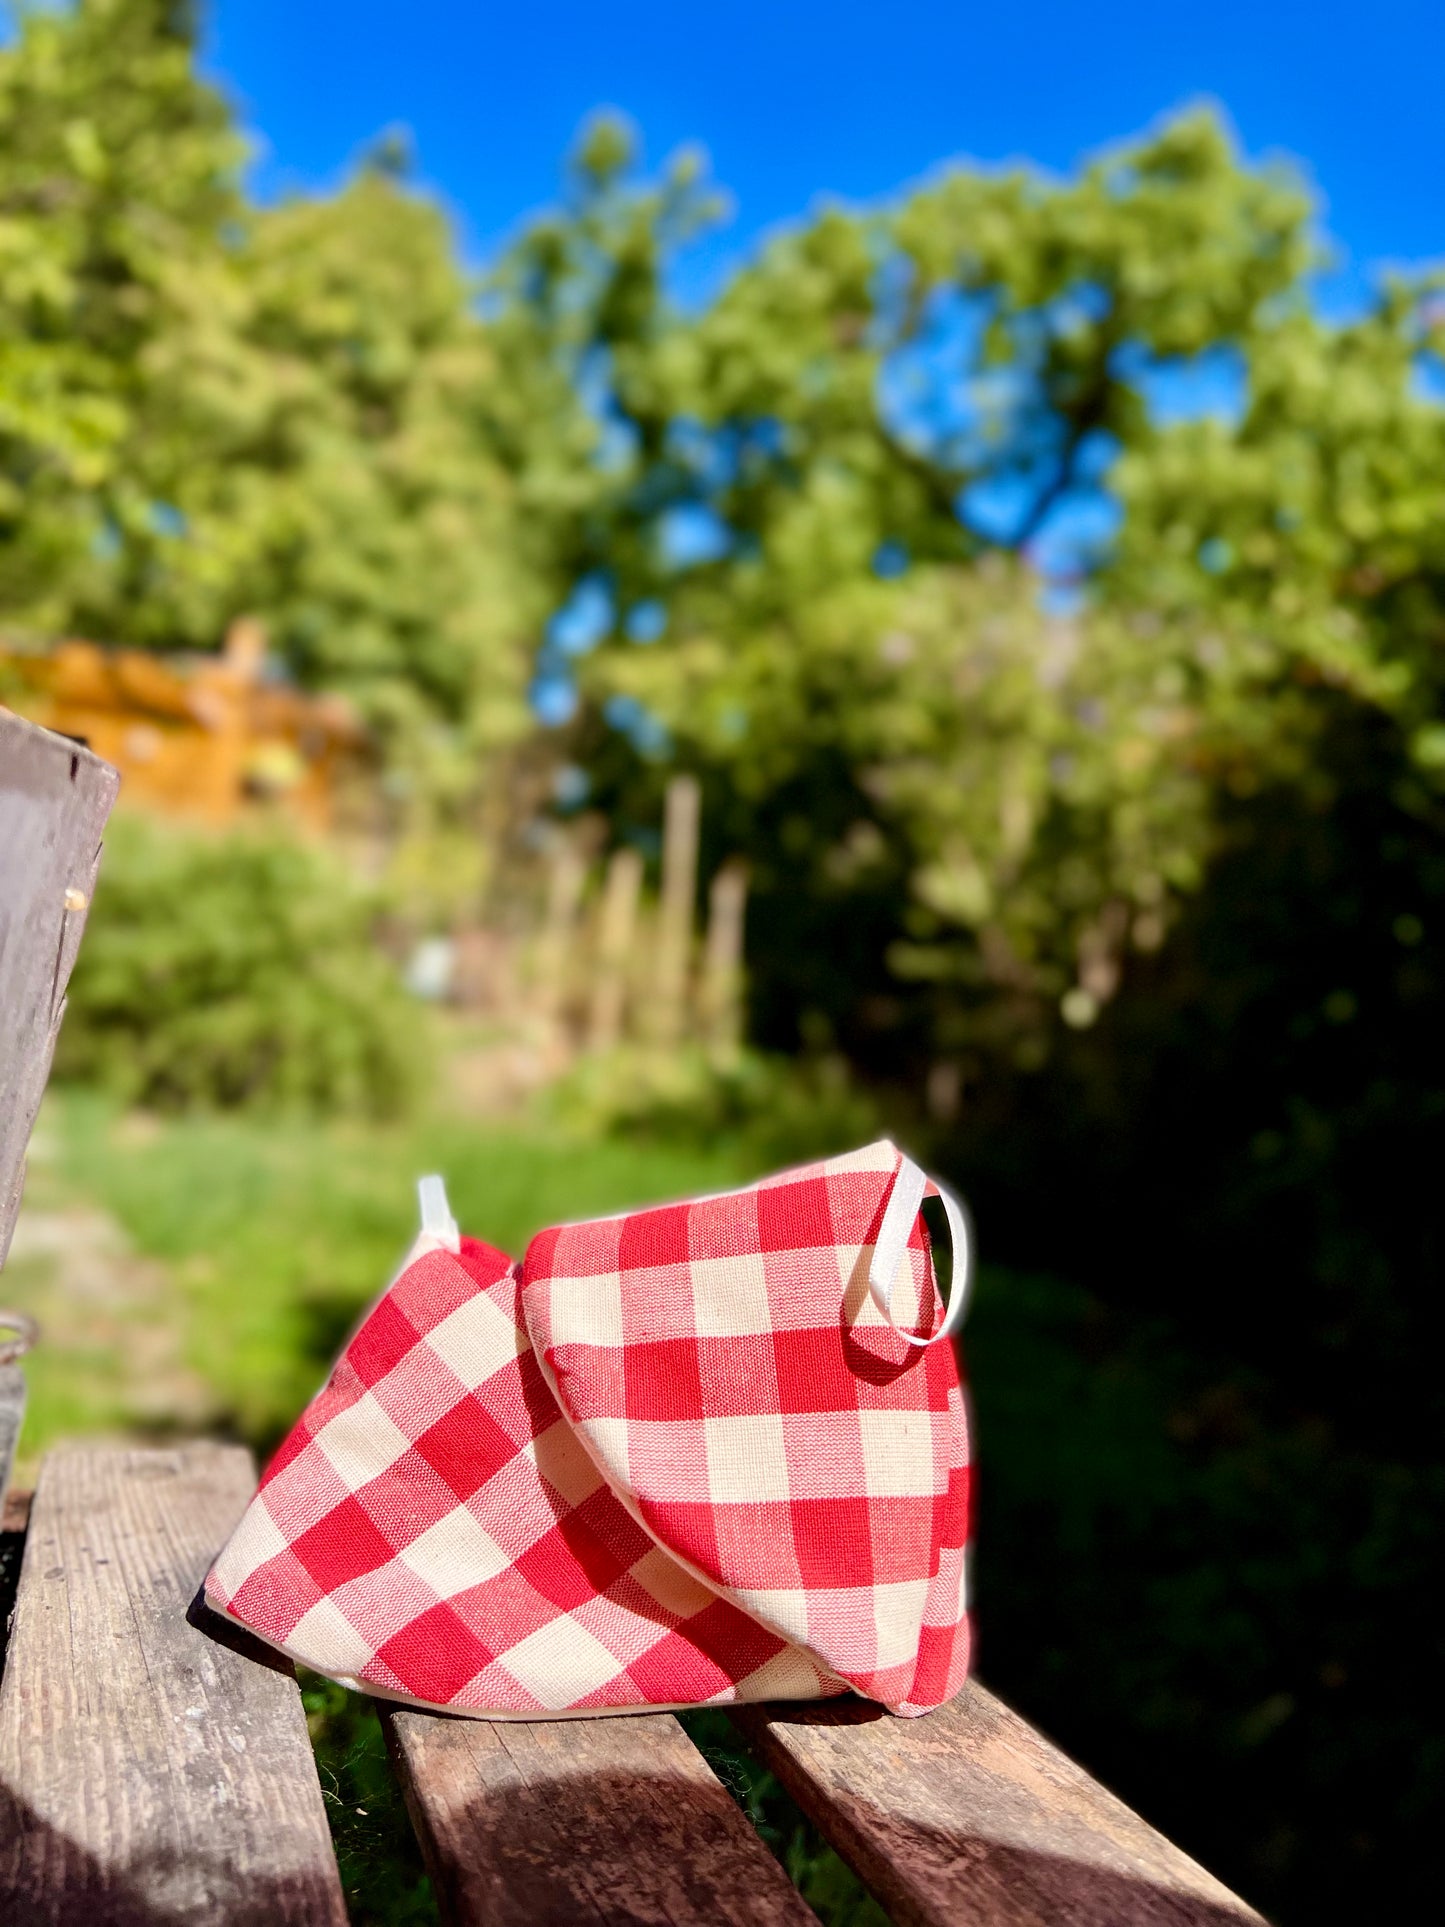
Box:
[521,1140,973,1716]
[206,1235,843,1716]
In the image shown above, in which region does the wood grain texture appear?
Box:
[0,1444,346,1926]
[731,1685,1270,1927]
[0,714,119,1269]
[383,1702,819,1927]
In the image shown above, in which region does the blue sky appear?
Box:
[207,0,1443,307]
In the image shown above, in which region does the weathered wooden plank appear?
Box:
[383,1702,819,1927]
[0,1444,347,1926]
[731,1685,1269,1927]
[0,713,120,1270]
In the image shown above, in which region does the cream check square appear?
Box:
[858,1408,939,1497]
[546,1271,624,1348]
[314,1393,413,1489]
[629,1420,712,1501]
[398,1504,511,1597]
[579,1415,632,1481]
[571,1586,676,1666]
[628,1545,717,1618]
[500,1613,626,1705]
[704,1412,790,1504]
[737,1643,836,1701]
[883,1253,927,1330]
[286,1594,377,1676]
[874,1576,931,1668]
[689,1252,773,1336]
[924,1542,970,1624]
[425,1290,527,1388]
[836,1242,892,1331]
[734,1585,810,1645]
[824,1141,898,1176]
[530,1415,607,1507]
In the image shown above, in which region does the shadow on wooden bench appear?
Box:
[0,1443,1268,1927]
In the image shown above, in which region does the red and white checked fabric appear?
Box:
[207,1140,973,1719]
[523,1141,972,1716]
[206,1236,839,1714]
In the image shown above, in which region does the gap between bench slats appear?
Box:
[731,1684,1269,1927]
[0,1444,347,1927]
[0,1365,24,1540]
[383,1701,820,1927]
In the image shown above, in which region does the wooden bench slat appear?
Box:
[383,1703,819,1927]
[0,1444,347,1926]
[731,1684,1268,1927]
[0,714,120,1271]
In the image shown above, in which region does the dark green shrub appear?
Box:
[58,815,430,1117]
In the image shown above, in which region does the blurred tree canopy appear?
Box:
[490,110,1445,1078]
[4,6,1441,1065]
[0,0,535,774]
[3,9,1443,1916]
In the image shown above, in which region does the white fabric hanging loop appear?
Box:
[867,1152,972,1346]
[416,1174,461,1255]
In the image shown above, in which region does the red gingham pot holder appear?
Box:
[206,1140,974,1719]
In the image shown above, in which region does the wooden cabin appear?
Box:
[0,620,368,830]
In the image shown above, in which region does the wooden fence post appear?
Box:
[530,836,589,1047]
[652,775,700,1046]
[587,846,644,1054]
[1,715,119,1494]
[700,860,748,1058]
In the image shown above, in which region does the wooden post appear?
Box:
[0,716,120,1268]
[530,837,589,1043]
[700,861,748,1058]
[0,714,119,1497]
[222,614,268,680]
[652,775,701,1046]
[587,846,645,1054]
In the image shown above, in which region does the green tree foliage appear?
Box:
[202,168,534,767]
[488,111,1444,1076]
[0,0,534,774]
[0,0,238,625]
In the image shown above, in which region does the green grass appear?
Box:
[12,1088,751,1466]
[299,1673,438,1926]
